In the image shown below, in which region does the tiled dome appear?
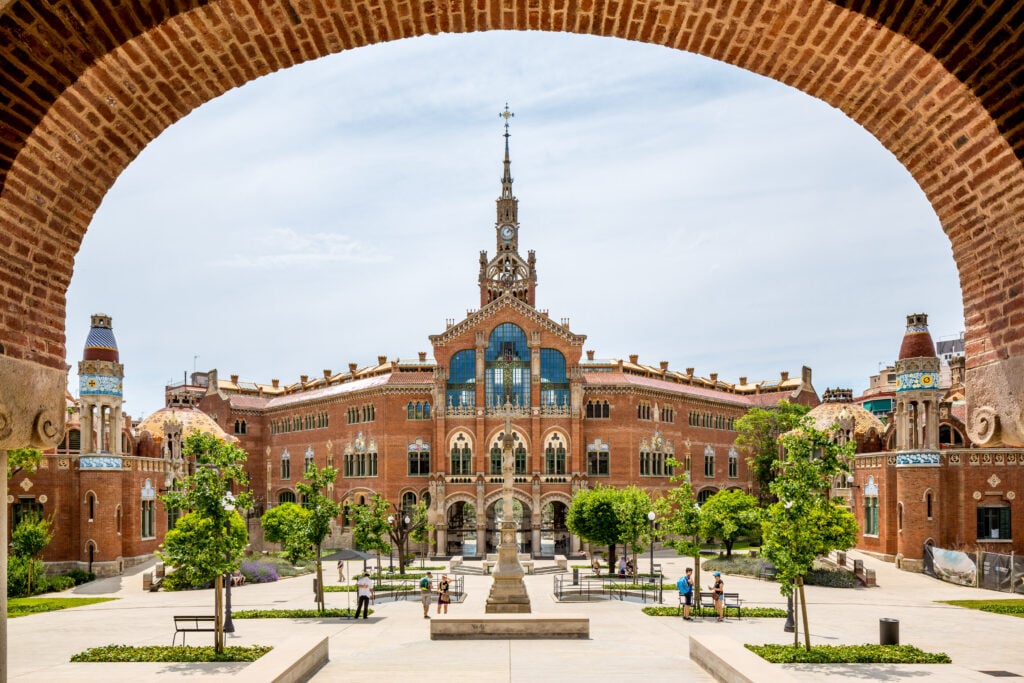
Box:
[136,405,236,444]
[83,313,119,362]
[898,313,937,360]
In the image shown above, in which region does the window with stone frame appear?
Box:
[864,496,879,535]
[728,447,739,478]
[585,399,610,418]
[141,500,155,539]
[544,433,567,475]
[304,447,315,475]
[587,440,610,476]
[703,445,715,478]
[12,497,43,528]
[408,439,431,476]
[281,450,291,480]
[449,433,473,475]
[446,349,476,407]
[279,490,296,504]
[977,505,1011,540]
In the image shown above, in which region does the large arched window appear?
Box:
[540,349,569,407]
[544,433,567,475]
[485,323,530,408]
[278,491,296,504]
[401,491,417,512]
[446,349,476,407]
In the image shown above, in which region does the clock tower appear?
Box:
[479,104,538,307]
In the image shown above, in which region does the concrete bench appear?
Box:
[483,561,495,574]
[450,556,463,570]
[431,615,589,640]
[689,634,798,683]
[555,555,567,570]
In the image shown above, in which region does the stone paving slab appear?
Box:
[5,549,1023,682]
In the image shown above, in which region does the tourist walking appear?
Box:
[337,560,345,583]
[712,571,725,622]
[354,572,374,619]
[676,567,694,620]
[420,571,434,619]
[437,574,451,615]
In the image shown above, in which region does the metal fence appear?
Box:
[552,573,663,604]
[923,544,1024,594]
[372,575,465,602]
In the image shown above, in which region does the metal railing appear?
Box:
[552,573,663,604]
[372,574,465,602]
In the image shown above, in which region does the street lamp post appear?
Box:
[222,491,236,634]
[782,500,795,633]
[647,510,656,577]
[387,515,395,573]
[404,515,411,571]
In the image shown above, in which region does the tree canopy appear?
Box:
[734,401,810,504]
[297,464,341,612]
[697,489,760,558]
[260,502,314,564]
[566,485,626,564]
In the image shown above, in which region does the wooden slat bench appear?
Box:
[172,615,216,646]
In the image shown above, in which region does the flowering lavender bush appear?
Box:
[240,561,279,584]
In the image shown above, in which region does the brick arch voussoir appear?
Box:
[3,0,1024,444]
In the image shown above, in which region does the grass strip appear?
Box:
[939,599,1024,617]
[71,644,271,663]
[643,605,787,618]
[746,643,951,664]
[8,597,117,618]
[233,608,364,618]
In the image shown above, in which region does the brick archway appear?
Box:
[2,2,1024,448]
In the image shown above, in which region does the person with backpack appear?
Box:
[676,567,694,620]
[419,571,433,619]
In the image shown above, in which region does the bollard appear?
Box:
[142,572,153,591]
[572,567,579,585]
[879,618,899,645]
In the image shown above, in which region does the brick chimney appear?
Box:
[418,351,427,362]
[300,375,308,384]
[660,361,669,371]
[230,374,239,383]
[377,355,387,365]
[710,373,718,383]
[629,354,639,364]
[686,367,694,376]
[586,350,595,361]
[781,371,790,381]
[272,378,279,388]
[739,376,747,385]
[323,369,332,379]
[349,363,358,374]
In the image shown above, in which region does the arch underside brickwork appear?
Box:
[2,1,1024,447]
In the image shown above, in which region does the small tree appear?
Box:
[566,485,624,571]
[761,422,859,651]
[735,401,810,505]
[408,502,435,568]
[260,502,314,564]
[6,447,41,480]
[614,485,654,579]
[350,494,392,574]
[159,510,248,588]
[297,464,341,612]
[697,489,760,558]
[159,431,252,653]
[9,513,53,596]
[655,456,702,595]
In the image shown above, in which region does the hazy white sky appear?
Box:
[67,31,964,420]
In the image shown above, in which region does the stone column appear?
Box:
[531,522,541,556]
[81,405,93,454]
[112,405,123,454]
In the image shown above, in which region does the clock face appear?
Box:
[500,224,514,241]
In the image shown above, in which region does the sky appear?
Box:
[66,31,964,420]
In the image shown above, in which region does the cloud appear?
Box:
[210,227,388,269]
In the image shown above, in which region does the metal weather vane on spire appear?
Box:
[499,102,514,134]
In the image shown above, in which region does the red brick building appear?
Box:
[197,122,819,558]
[842,315,1024,570]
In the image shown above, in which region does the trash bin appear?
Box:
[572,567,579,585]
[879,617,899,645]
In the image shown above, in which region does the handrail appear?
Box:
[552,573,662,604]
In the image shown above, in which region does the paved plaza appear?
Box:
[6,549,1023,682]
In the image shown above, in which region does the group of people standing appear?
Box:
[675,567,726,622]
[347,567,453,620]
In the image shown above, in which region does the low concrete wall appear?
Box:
[431,615,589,640]
[689,634,798,683]
[240,634,329,683]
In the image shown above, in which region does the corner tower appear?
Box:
[479,104,538,307]
[78,313,125,454]
[894,313,942,451]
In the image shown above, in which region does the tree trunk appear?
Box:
[607,543,616,573]
[315,544,324,612]
[214,573,224,653]
[798,576,811,651]
[725,539,734,558]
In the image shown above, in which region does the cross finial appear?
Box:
[500,103,514,137]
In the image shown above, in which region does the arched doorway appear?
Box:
[446,500,478,557]
[540,501,569,557]
[485,498,531,555]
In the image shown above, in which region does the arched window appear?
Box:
[447,350,476,407]
[485,323,530,408]
[926,491,934,519]
[423,402,431,419]
[281,449,291,480]
[939,424,964,446]
[544,433,567,475]
[586,439,610,476]
[87,492,96,521]
[278,491,296,504]
[540,349,569,407]
[402,491,417,512]
[407,402,415,419]
[450,433,473,475]
[703,445,715,478]
[696,488,716,505]
[515,443,527,474]
[897,502,904,531]
[490,443,503,475]
[408,439,430,476]
[115,505,123,534]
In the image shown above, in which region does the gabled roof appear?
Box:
[429,292,586,347]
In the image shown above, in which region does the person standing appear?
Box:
[437,574,451,615]
[419,571,434,619]
[337,560,345,583]
[676,567,694,620]
[354,572,374,620]
[712,571,725,622]
[617,555,627,578]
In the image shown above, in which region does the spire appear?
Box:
[500,103,514,199]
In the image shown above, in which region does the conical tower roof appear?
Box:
[897,313,936,360]
[83,313,119,362]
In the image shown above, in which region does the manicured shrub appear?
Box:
[6,556,45,598]
[643,605,787,618]
[803,569,857,588]
[63,569,96,585]
[746,643,951,664]
[71,645,271,663]
[42,575,76,593]
[233,608,362,619]
[240,560,279,584]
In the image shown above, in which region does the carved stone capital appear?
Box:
[0,355,67,450]
[966,357,1024,446]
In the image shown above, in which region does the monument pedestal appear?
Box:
[485,521,531,613]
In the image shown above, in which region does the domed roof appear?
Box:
[136,405,236,444]
[898,313,937,360]
[83,313,119,362]
[805,400,885,437]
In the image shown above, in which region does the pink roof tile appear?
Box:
[583,372,751,406]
